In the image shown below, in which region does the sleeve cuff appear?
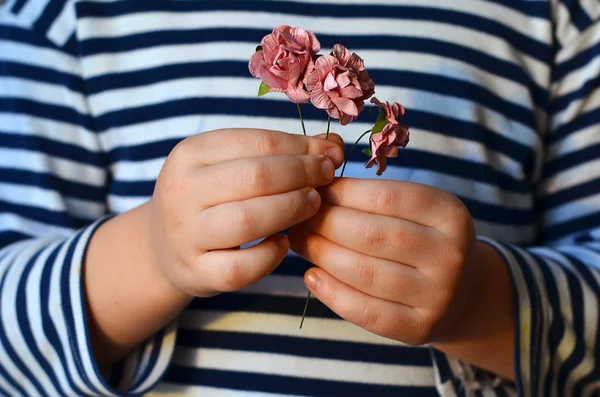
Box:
[66,217,177,396]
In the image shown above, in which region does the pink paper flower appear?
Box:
[249,25,320,103]
[306,44,375,125]
[365,97,410,176]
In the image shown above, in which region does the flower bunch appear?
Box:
[249,25,410,176]
[249,26,411,326]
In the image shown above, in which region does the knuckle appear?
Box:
[360,304,381,331]
[356,260,376,290]
[231,206,255,231]
[356,222,386,249]
[244,162,272,191]
[368,184,398,212]
[170,139,195,166]
[410,313,434,346]
[256,132,280,155]
[219,258,246,291]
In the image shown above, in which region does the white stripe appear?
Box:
[46,0,75,46]
[553,90,600,134]
[88,51,534,115]
[79,13,549,86]
[179,310,407,346]
[0,245,44,396]
[0,148,105,187]
[0,38,78,74]
[0,113,99,152]
[545,194,600,226]
[131,324,177,393]
[0,213,73,238]
[15,0,50,27]
[26,240,75,396]
[547,123,600,161]
[67,223,116,395]
[171,347,435,387]
[1,77,89,114]
[0,183,104,221]
[79,0,550,39]
[48,233,96,395]
[147,383,303,397]
[541,158,600,195]
[555,13,600,64]
[554,56,600,99]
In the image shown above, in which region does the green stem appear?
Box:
[299,290,311,329]
[340,129,372,177]
[297,104,307,136]
[325,116,331,140]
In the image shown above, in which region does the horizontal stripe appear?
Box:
[0,61,83,94]
[171,347,435,386]
[165,366,438,397]
[0,99,95,131]
[176,329,432,366]
[76,1,550,62]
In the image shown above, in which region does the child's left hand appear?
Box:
[288,177,478,345]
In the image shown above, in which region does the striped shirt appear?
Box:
[1,0,600,396]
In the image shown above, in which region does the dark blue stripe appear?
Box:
[0,231,30,248]
[0,269,30,396]
[0,132,104,167]
[0,99,95,131]
[561,0,594,32]
[40,243,86,396]
[10,0,28,14]
[554,41,600,82]
[0,24,56,49]
[59,230,103,394]
[554,256,586,395]
[0,258,46,395]
[0,199,91,230]
[458,196,534,226]
[63,31,77,55]
[83,37,547,108]
[551,107,600,144]
[564,253,600,396]
[544,142,600,178]
[552,75,599,114]
[485,0,549,18]
[506,246,545,395]
[106,138,181,163]
[538,177,600,211]
[32,0,67,36]
[16,250,66,394]
[165,367,438,397]
[177,329,433,366]
[0,168,105,203]
[543,212,600,243]
[76,1,550,62]
[130,327,166,391]
[0,61,85,94]
[189,292,339,320]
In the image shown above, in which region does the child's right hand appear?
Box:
[147,128,345,298]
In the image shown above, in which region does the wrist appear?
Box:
[432,240,515,381]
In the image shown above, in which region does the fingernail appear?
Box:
[320,156,335,179]
[307,188,321,208]
[305,271,320,290]
[326,147,343,167]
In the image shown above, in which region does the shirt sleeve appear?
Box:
[431,6,600,397]
[0,5,176,396]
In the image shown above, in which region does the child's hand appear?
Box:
[288,178,477,345]
[148,128,345,298]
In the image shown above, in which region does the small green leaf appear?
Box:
[362,148,373,157]
[258,82,271,96]
[255,45,263,52]
[371,109,389,134]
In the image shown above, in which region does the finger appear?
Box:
[288,226,429,307]
[192,234,289,296]
[180,129,345,167]
[300,203,443,265]
[197,187,321,249]
[317,178,465,229]
[197,154,335,208]
[304,267,426,345]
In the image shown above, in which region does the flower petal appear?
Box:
[331,97,359,116]
[310,82,331,110]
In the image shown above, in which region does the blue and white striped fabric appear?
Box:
[1,0,599,396]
